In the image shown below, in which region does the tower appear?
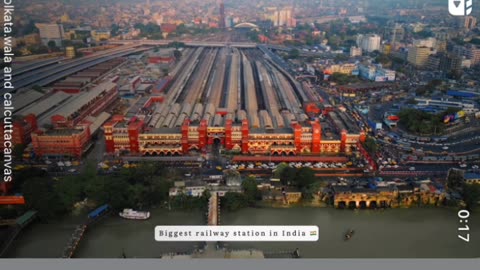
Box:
[219,0,226,29]
[391,23,397,52]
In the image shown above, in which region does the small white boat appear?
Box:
[119,209,150,220]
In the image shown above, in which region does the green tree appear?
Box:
[295,167,316,189]
[247,30,260,42]
[13,144,26,160]
[111,24,120,36]
[447,70,463,80]
[363,137,377,154]
[334,54,349,62]
[134,22,162,39]
[86,175,132,210]
[330,72,360,85]
[273,162,289,179]
[242,176,261,205]
[375,54,391,65]
[470,38,480,45]
[173,49,182,59]
[23,177,67,218]
[47,40,57,49]
[55,176,85,211]
[288,49,300,59]
[280,166,297,186]
[398,109,446,135]
[462,184,480,210]
[222,192,248,211]
[22,20,39,35]
[447,169,465,191]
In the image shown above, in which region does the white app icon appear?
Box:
[449,0,473,16]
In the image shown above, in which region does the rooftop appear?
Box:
[11,89,44,113]
[52,81,116,118]
[43,128,84,136]
[464,173,480,180]
[17,92,72,118]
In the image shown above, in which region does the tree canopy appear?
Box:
[134,22,163,39]
[398,109,445,135]
[241,176,261,205]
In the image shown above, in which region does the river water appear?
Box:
[7,207,480,258]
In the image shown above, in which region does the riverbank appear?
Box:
[6,207,479,258]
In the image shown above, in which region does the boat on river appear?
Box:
[119,209,150,220]
[344,229,355,240]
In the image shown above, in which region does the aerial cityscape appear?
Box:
[0,0,479,259]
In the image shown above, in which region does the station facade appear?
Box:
[104,112,367,157]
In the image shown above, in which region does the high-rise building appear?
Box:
[407,46,432,68]
[465,45,480,66]
[427,54,441,70]
[453,45,480,66]
[219,0,226,29]
[35,23,65,47]
[265,7,294,27]
[413,37,436,48]
[389,23,404,51]
[439,54,463,72]
[279,7,293,27]
[434,31,449,40]
[350,46,362,57]
[357,34,381,53]
[435,40,447,53]
[464,16,477,30]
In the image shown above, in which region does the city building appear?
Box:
[219,0,226,28]
[16,33,41,46]
[348,16,367,24]
[464,173,480,184]
[160,23,177,34]
[385,24,405,49]
[407,46,433,68]
[464,16,477,30]
[465,45,480,66]
[375,68,396,81]
[50,80,118,128]
[129,76,141,93]
[358,64,395,81]
[413,37,436,49]
[169,185,206,197]
[414,98,479,114]
[35,23,65,47]
[24,79,117,159]
[264,7,295,27]
[438,53,463,72]
[65,46,76,58]
[91,29,111,42]
[356,34,381,53]
[427,54,441,70]
[349,46,362,57]
[148,50,176,65]
[452,45,480,66]
[358,64,377,80]
[0,114,37,147]
[31,124,92,159]
[461,58,472,69]
[324,63,358,75]
[104,101,366,157]
[382,44,392,55]
[435,39,447,53]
